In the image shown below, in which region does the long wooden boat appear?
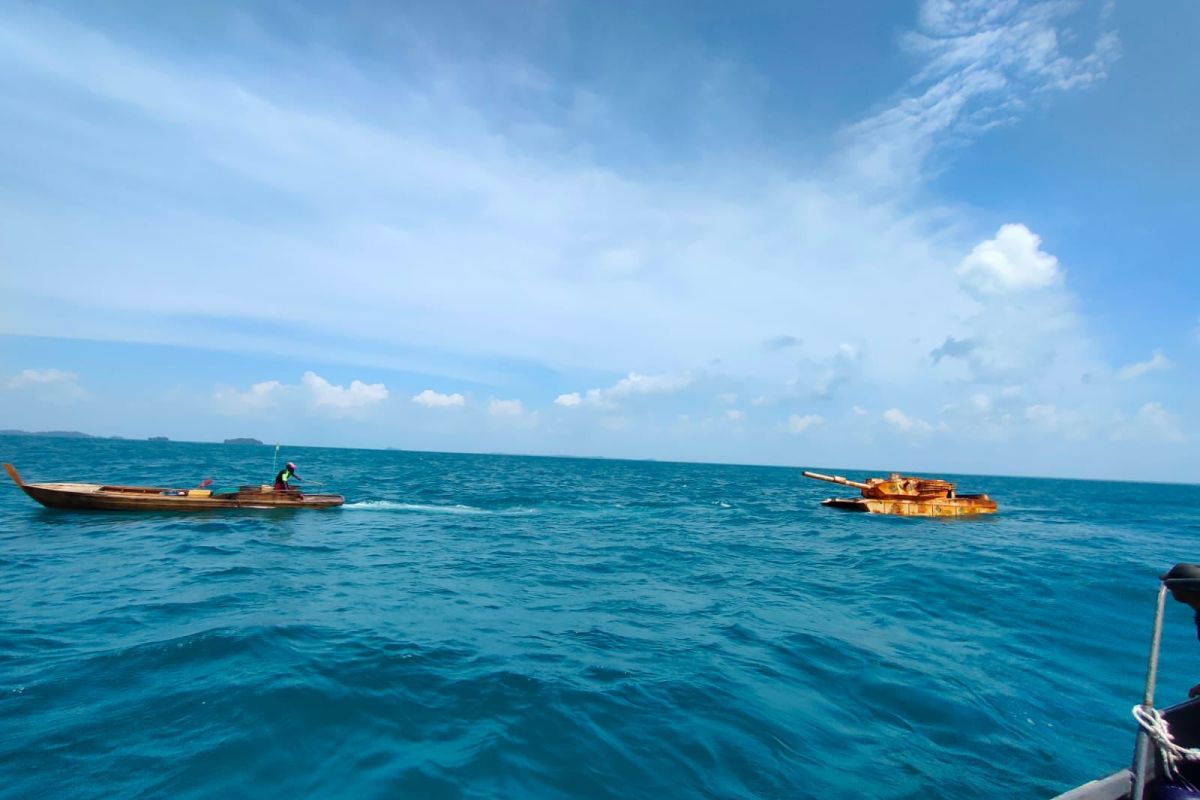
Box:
[4,463,344,510]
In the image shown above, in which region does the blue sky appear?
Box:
[1,0,1196,482]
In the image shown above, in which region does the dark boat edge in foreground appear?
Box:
[3,463,344,510]
[1054,565,1200,799]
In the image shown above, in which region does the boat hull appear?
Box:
[820,494,998,517]
[5,464,342,511]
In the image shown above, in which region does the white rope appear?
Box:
[1132,704,1200,784]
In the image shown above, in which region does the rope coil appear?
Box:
[1133,705,1200,786]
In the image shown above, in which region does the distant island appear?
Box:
[0,429,94,439]
[1,430,265,446]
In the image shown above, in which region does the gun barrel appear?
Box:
[802,471,871,491]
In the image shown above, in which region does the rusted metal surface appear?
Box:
[803,470,998,517]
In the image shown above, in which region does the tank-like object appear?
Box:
[802,471,998,517]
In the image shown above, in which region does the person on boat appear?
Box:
[1161,564,1200,697]
[274,462,302,494]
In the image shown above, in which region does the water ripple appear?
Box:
[1,437,1197,798]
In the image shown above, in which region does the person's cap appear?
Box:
[1161,564,1200,610]
[286,462,296,469]
[1161,564,1200,582]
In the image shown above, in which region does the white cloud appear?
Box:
[7,368,76,388]
[851,405,869,416]
[302,371,388,410]
[565,372,693,410]
[957,224,1061,296]
[1113,402,1185,444]
[1118,350,1171,381]
[726,409,744,421]
[844,2,1118,184]
[215,372,387,416]
[412,389,465,409]
[489,398,524,416]
[603,372,692,400]
[5,367,86,403]
[883,408,932,433]
[718,393,739,405]
[214,380,284,413]
[931,223,1096,387]
[1,7,1170,478]
[0,9,1025,394]
[786,414,823,434]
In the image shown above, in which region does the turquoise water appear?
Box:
[2,436,1199,798]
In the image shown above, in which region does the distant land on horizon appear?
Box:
[1,429,261,446]
[2,429,1195,487]
[1,429,96,439]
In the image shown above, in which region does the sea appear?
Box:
[2,435,1198,799]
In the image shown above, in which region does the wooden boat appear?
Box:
[4,463,344,510]
[1054,565,1200,799]
[802,470,997,517]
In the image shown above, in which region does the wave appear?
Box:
[343,501,536,515]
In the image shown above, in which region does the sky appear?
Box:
[0,0,1197,482]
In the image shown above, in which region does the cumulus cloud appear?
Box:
[883,408,932,433]
[214,380,284,413]
[215,372,387,416]
[956,224,1061,296]
[489,398,524,416]
[726,409,745,422]
[563,371,693,410]
[412,389,466,408]
[5,367,86,403]
[302,371,388,410]
[1117,350,1171,381]
[786,414,823,434]
[932,222,1095,387]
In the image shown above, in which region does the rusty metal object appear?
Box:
[802,470,998,517]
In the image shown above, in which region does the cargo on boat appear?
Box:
[3,463,343,510]
[801,470,998,517]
